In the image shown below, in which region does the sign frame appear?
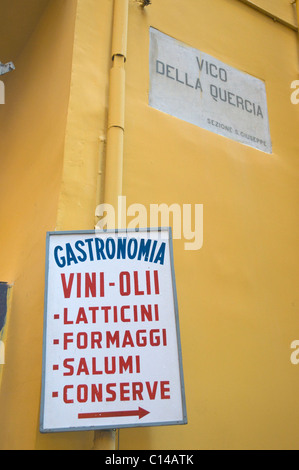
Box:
[40,227,187,433]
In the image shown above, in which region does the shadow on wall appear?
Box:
[0,283,8,333]
[0,283,8,365]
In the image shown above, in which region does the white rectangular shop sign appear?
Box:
[149,28,272,153]
[40,228,187,433]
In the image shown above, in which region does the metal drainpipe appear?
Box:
[93,0,129,450]
[102,0,128,230]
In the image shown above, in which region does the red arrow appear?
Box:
[78,407,150,420]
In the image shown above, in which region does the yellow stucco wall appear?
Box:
[120,0,299,450]
[244,0,298,28]
[0,0,92,450]
[0,0,298,450]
